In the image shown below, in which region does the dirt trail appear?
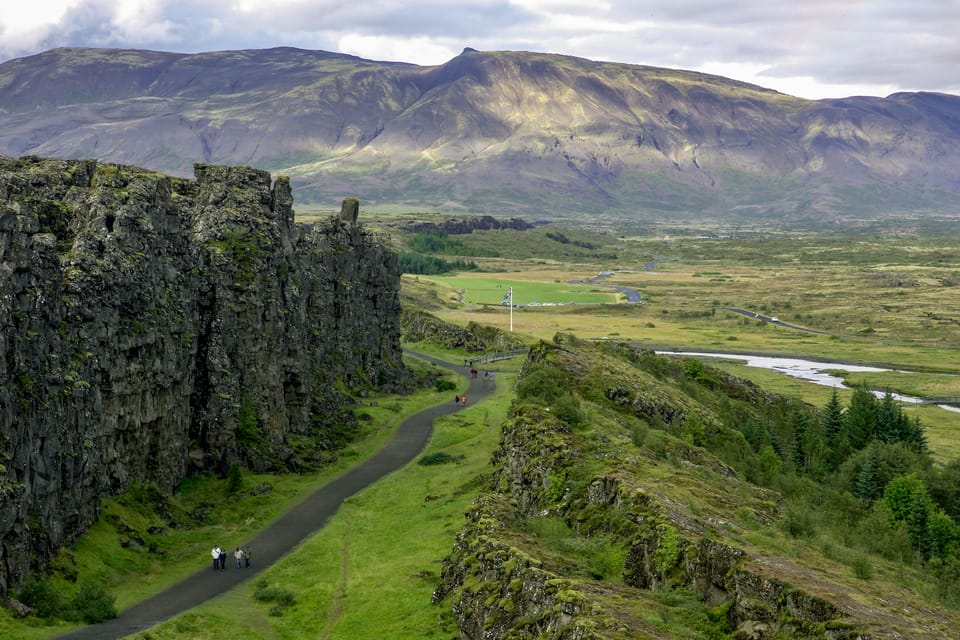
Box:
[56,351,494,640]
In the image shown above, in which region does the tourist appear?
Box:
[235,547,244,569]
[211,545,221,570]
[219,547,227,570]
[244,546,252,568]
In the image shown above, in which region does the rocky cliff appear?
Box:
[0,156,404,593]
[434,338,959,638]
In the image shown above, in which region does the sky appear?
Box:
[1,0,958,100]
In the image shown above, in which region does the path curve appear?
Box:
[56,351,493,640]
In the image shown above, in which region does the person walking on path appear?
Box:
[55,349,495,640]
[211,546,220,571]
[244,546,251,568]
[219,547,227,571]
[235,547,244,569]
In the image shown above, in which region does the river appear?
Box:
[656,351,960,414]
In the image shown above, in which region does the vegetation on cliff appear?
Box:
[434,336,960,638]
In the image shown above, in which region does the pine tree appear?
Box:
[790,406,813,472]
[846,383,877,451]
[854,447,881,501]
[876,391,901,443]
[821,388,849,469]
[822,388,845,446]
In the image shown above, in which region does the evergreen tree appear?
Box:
[854,445,882,501]
[802,418,828,478]
[846,383,878,451]
[822,388,845,446]
[876,391,903,443]
[821,388,850,470]
[790,406,810,471]
[905,415,928,453]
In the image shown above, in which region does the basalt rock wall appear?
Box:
[0,156,404,593]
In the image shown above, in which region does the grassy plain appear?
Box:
[391,221,960,460]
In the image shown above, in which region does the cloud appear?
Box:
[0,0,958,98]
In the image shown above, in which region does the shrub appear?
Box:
[781,505,816,538]
[226,463,243,494]
[254,586,296,607]
[434,379,457,392]
[18,580,65,619]
[417,452,464,466]
[553,393,586,428]
[630,421,649,447]
[848,553,874,580]
[71,581,117,623]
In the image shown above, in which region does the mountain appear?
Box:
[1,46,959,223]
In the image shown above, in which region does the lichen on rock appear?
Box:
[0,156,406,594]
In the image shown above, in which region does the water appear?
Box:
[656,351,960,414]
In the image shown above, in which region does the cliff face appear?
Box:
[0,156,404,593]
[434,339,959,639]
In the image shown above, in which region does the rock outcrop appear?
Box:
[435,339,958,638]
[0,156,405,593]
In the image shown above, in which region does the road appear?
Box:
[723,307,832,335]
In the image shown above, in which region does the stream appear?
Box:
[656,351,960,414]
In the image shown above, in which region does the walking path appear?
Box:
[56,350,493,640]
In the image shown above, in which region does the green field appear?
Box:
[417,274,618,306]
[396,223,960,462]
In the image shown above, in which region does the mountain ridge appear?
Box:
[1,46,958,223]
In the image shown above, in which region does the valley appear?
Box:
[0,30,958,640]
[5,208,960,639]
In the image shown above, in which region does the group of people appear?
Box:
[468,368,494,381]
[211,545,251,570]
[454,394,468,406]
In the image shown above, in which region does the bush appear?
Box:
[848,553,874,580]
[18,580,65,619]
[254,586,296,607]
[553,393,586,428]
[630,421,649,447]
[71,581,117,623]
[434,379,457,392]
[417,452,464,466]
[780,505,816,538]
[226,463,243,494]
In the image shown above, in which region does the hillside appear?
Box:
[1,47,959,224]
[434,336,960,638]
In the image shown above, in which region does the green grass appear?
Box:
[418,274,617,306]
[0,356,466,640]
[121,366,516,639]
